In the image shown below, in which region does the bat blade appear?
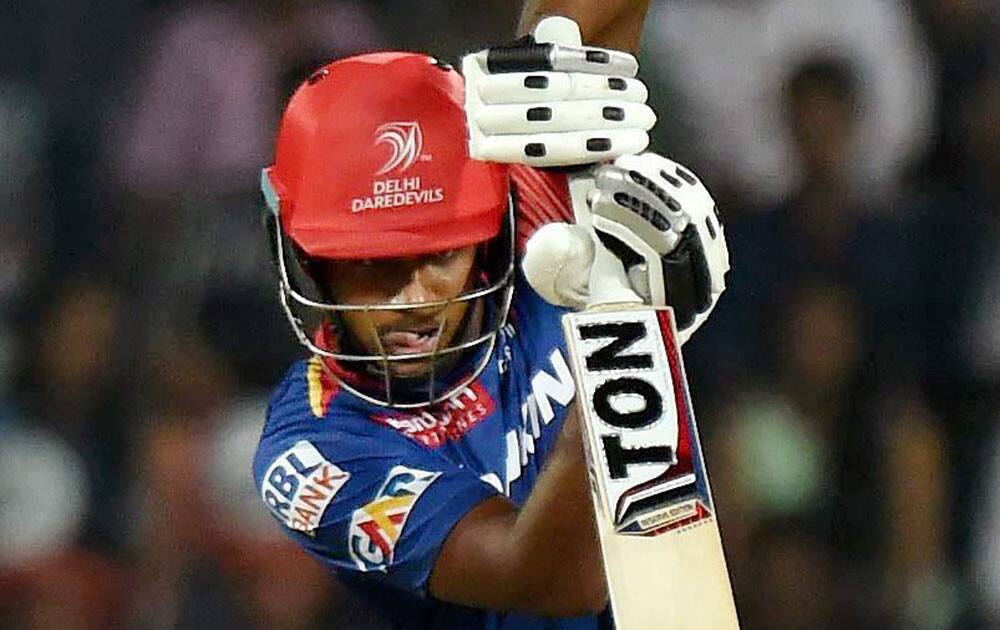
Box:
[562,305,738,629]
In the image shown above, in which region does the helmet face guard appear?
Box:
[263,170,515,408]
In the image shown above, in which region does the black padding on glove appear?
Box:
[596,231,643,269]
[597,225,712,331]
[486,36,554,73]
[662,225,712,330]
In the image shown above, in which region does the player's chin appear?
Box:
[385,357,435,379]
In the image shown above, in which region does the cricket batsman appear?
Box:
[254,3,730,628]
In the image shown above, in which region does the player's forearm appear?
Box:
[517,0,651,53]
[507,406,608,614]
[427,405,608,615]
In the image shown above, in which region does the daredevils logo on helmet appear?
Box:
[375,121,423,175]
[264,52,511,260]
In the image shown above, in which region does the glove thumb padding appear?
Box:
[522,222,594,309]
[522,221,641,309]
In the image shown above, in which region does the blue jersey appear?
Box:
[253,168,609,629]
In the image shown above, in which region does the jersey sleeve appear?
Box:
[254,419,499,598]
[511,165,573,255]
[508,166,577,378]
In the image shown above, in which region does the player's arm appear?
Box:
[428,409,607,615]
[517,0,651,53]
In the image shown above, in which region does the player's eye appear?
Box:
[431,248,459,263]
[355,258,391,272]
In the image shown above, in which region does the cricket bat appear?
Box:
[562,173,739,629]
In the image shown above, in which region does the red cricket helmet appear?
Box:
[261,53,516,409]
[263,52,510,259]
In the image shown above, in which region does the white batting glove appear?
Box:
[462,16,655,167]
[522,153,730,344]
[521,221,639,310]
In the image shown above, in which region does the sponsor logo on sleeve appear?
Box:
[348,466,441,572]
[261,441,350,533]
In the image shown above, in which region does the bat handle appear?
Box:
[567,171,644,308]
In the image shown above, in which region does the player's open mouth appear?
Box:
[380,324,443,355]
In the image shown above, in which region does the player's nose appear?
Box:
[392,261,442,305]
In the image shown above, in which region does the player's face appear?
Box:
[321,245,480,378]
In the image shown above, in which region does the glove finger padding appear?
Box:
[474,72,648,105]
[463,17,654,167]
[483,37,639,77]
[473,129,650,166]
[590,159,690,255]
[588,152,729,341]
[473,100,655,135]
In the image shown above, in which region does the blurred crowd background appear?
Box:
[0,0,997,628]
